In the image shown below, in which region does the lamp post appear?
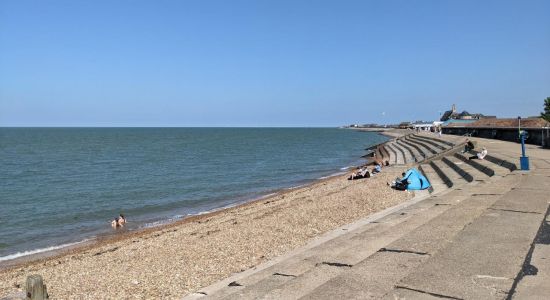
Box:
[518,116,521,139]
[518,116,529,170]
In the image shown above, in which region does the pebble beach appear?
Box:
[0,166,412,299]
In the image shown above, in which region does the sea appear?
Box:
[0,127,387,262]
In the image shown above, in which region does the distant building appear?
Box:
[440,104,487,122]
[398,122,411,129]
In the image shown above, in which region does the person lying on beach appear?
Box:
[469,147,488,160]
[348,167,370,180]
[462,139,475,153]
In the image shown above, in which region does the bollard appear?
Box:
[25,275,48,300]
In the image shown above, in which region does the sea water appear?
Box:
[0,128,387,261]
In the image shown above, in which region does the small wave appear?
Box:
[258,192,277,199]
[287,183,308,190]
[0,240,90,262]
[340,166,354,171]
[141,214,186,228]
[318,171,347,180]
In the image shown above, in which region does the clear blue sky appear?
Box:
[1,0,549,126]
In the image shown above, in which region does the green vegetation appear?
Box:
[542,97,550,122]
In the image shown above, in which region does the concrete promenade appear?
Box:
[184,133,550,300]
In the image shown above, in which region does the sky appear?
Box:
[1,0,549,127]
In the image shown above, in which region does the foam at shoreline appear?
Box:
[0,240,91,263]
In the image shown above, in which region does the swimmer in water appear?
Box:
[111,214,126,228]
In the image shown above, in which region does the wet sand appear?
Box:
[0,165,412,299]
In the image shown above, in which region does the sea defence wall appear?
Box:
[442,126,550,148]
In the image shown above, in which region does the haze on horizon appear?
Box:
[1,0,549,127]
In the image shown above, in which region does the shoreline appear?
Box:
[0,135,390,270]
[0,170,346,271]
[0,138,408,299]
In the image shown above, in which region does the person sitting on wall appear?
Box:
[463,139,475,153]
[469,147,488,160]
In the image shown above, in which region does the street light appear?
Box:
[518,116,521,139]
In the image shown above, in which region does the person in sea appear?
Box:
[469,147,488,160]
[111,214,126,228]
[388,172,409,191]
[463,139,475,153]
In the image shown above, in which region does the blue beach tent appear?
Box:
[403,168,431,190]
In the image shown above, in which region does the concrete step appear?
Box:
[484,153,518,171]
[441,156,475,182]
[469,155,512,177]
[467,151,518,174]
[405,135,439,155]
[388,142,407,165]
[301,180,514,299]
[454,152,497,177]
[409,134,450,152]
[400,138,428,162]
[217,192,462,299]
[379,144,390,163]
[384,143,398,165]
[401,137,429,161]
[513,207,550,299]
[419,163,449,193]
[426,161,454,189]
[196,192,440,299]
[388,173,550,299]
[430,159,469,186]
[414,133,458,147]
[395,140,417,163]
[446,156,493,183]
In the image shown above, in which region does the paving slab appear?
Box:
[301,252,427,300]
[205,223,386,299]
[280,192,498,299]
[395,208,545,299]
[511,210,550,299]
[490,188,549,214]
[383,286,456,300]
[226,202,454,299]
[387,194,501,254]
[511,173,550,190]
[512,244,550,299]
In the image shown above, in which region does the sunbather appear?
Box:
[348,166,370,180]
[469,147,488,160]
[372,163,382,174]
